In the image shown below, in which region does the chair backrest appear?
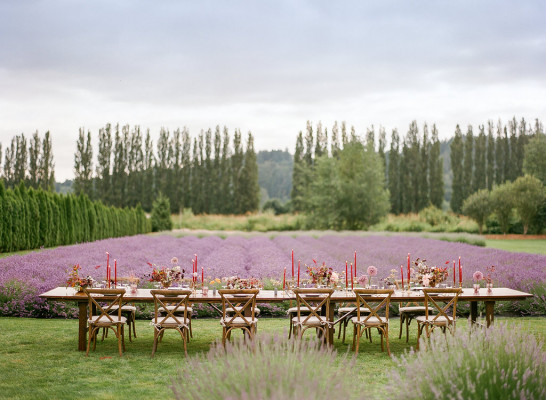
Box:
[151,289,192,326]
[422,288,462,324]
[292,288,334,326]
[219,289,259,326]
[85,288,126,323]
[353,289,393,323]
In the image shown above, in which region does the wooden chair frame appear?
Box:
[394,279,431,342]
[84,288,126,357]
[337,302,370,344]
[292,288,334,343]
[351,289,393,355]
[150,289,192,357]
[416,288,462,350]
[219,289,259,345]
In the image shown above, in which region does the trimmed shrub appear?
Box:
[151,193,173,232]
[390,322,546,400]
[171,334,363,400]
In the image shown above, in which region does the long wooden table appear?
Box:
[39,287,532,351]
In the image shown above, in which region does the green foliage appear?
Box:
[523,133,546,185]
[171,334,359,400]
[462,189,491,235]
[390,322,546,400]
[0,182,150,252]
[450,125,464,213]
[512,175,545,235]
[262,198,290,215]
[490,181,515,234]
[258,149,293,203]
[151,193,173,232]
[304,142,390,230]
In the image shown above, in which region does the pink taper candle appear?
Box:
[407,253,410,285]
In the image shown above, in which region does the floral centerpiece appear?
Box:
[383,268,398,287]
[367,266,378,285]
[306,261,333,287]
[223,276,263,289]
[414,258,448,287]
[66,264,94,292]
[146,257,184,288]
[357,274,369,287]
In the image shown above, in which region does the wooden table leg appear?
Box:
[470,301,478,325]
[327,305,334,345]
[78,301,87,351]
[484,301,495,327]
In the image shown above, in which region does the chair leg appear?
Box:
[121,324,126,352]
[398,313,404,339]
[86,326,94,356]
[342,319,348,344]
[177,328,188,357]
[132,311,137,339]
[355,325,361,353]
[385,326,391,356]
[288,317,293,339]
[405,316,410,343]
[380,328,384,352]
[416,323,422,350]
[152,329,159,357]
[117,327,123,357]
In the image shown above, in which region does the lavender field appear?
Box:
[1,233,545,317]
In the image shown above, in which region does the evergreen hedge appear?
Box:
[0,181,151,252]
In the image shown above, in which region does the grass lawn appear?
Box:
[485,239,546,255]
[0,316,544,400]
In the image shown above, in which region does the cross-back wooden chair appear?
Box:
[219,289,259,345]
[150,289,192,357]
[292,288,334,343]
[337,301,371,344]
[351,289,394,355]
[415,288,462,350]
[103,277,139,342]
[394,279,432,343]
[84,288,126,357]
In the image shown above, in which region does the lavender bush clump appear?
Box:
[389,322,546,400]
[1,234,545,317]
[170,334,364,400]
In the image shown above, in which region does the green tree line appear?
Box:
[1,131,55,191]
[73,124,260,214]
[0,181,150,252]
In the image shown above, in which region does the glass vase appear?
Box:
[486,282,493,294]
[473,283,480,294]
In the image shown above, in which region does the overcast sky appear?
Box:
[1,0,545,181]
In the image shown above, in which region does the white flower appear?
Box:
[171,257,179,264]
[331,272,339,283]
[172,266,181,272]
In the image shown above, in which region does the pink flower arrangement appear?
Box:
[358,275,369,287]
[484,265,495,284]
[367,266,378,276]
[473,271,484,281]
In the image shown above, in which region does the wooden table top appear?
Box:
[40,287,533,303]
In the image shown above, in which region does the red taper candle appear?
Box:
[291,249,294,278]
[354,251,357,277]
[345,261,348,288]
[401,265,404,289]
[350,263,354,290]
[297,260,300,287]
[453,260,456,286]
[114,259,117,287]
[283,267,286,290]
[459,257,462,286]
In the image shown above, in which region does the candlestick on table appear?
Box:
[407,253,411,289]
[283,267,286,291]
[202,267,204,287]
[453,260,456,286]
[459,257,462,287]
[106,252,109,282]
[297,260,300,287]
[291,249,294,278]
[345,261,348,289]
[350,263,354,290]
[114,259,117,287]
[354,251,357,277]
[400,265,404,290]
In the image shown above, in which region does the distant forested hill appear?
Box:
[257,150,293,204]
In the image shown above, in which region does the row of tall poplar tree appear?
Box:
[449,117,542,213]
[291,120,444,216]
[73,124,260,214]
[0,131,55,191]
[291,117,542,217]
